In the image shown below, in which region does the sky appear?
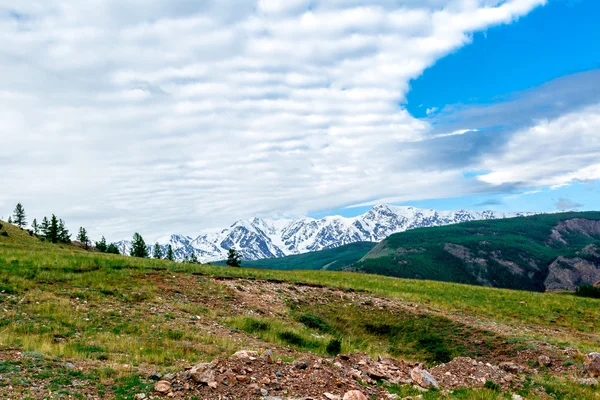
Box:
[1,0,599,242]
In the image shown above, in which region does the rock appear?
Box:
[64,363,76,369]
[190,363,215,384]
[293,360,309,370]
[154,381,171,393]
[262,349,275,363]
[584,353,600,378]
[343,390,368,400]
[324,393,341,400]
[499,362,525,374]
[134,394,146,400]
[236,375,250,383]
[367,369,386,380]
[386,394,399,400]
[577,378,598,386]
[410,368,439,389]
[233,350,258,360]
[260,388,269,396]
[149,372,162,381]
[538,355,551,367]
[208,381,218,389]
[511,395,524,400]
[163,373,176,381]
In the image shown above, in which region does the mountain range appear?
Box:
[117,205,534,262]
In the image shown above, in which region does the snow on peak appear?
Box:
[136,204,534,262]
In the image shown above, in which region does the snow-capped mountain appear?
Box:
[118,204,535,262]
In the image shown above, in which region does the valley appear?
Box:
[0,218,599,399]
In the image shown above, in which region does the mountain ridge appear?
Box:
[118,204,535,262]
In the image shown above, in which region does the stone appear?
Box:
[262,349,275,363]
[233,350,259,360]
[367,369,386,380]
[208,381,218,389]
[149,372,162,381]
[538,355,551,367]
[584,353,600,378]
[499,362,525,374]
[260,388,269,396]
[154,381,171,394]
[293,360,309,370]
[386,395,399,400]
[133,394,146,400]
[577,378,598,386]
[512,395,524,400]
[64,363,76,369]
[324,393,341,400]
[343,390,368,400]
[163,373,176,381]
[410,368,439,389]
[236,375,250,383]
[190,363,215,384]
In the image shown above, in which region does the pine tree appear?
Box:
[58,219,71,243]
[130,233,148,258]
[107,243,120,254]
[77,227,90,250]
[41,217,50,238]
[189,253,199,264]
[166,245,175,261]
[32,218,39,235]
[95,236,108,253]
[152,243,162,259]
[7,216,12,224]
[48,215,59,243]
[12,203,26,228]
[226,248,242,267]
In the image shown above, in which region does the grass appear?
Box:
[0,219,599,398]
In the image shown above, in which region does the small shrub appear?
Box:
[484,380,501,391]
[575,285,600,299]
[326,338,342,355]
[1,232,8,237]
[241,318,270,333]
[278,331,305,347]
[297,313,333,333]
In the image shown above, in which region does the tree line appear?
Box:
[4,203,242,266]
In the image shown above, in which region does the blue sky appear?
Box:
[1,0,599,239]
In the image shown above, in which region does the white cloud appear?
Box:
[0,0,548,240]
[478,104,600,188]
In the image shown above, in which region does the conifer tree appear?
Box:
[58,219,71,243]
[12,203,26,228]
[189,253,199,264]
[130,233,148,258]
[95,236,108,253]
[152,243,163,259]
[7,216,12,224]
[107,243,120,254]
[77,227,90,250]
[166,245,175,261]
[32,218,39,235]
[41,217,50,238]
[226,248,242,267]
[48,215,59,243]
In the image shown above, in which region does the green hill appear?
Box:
[1,218,599,399]
[349,212,600,292]
[239,241,376,270]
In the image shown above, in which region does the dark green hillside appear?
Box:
[350,212,600,292]
[239,241,376,270]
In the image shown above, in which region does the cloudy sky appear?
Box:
[1,0,599,241]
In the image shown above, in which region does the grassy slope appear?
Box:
[353,212,600,291]
[239,241,376,270]
[0,220,599,399]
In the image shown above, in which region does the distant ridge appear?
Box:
[118,204,534,262]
